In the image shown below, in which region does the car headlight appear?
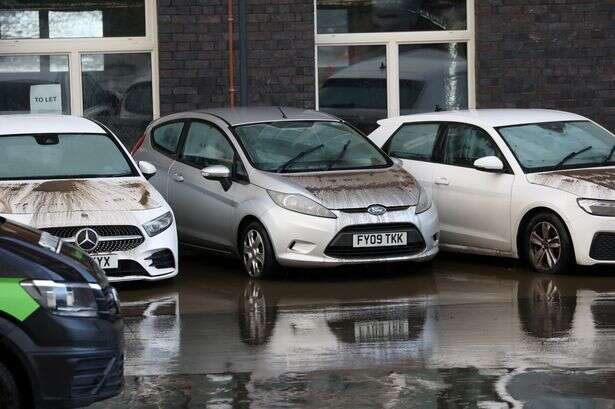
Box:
[20,280,99,318]
[268,191,337,219]
[578,198,615,217]
[143,211,174,237]
[416,186,432,214]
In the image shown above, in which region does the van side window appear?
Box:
[152,122,184,155]
[443,124,501,167]
[386,123,440,162]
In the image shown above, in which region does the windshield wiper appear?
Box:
[603,144,615,164]
[328,140,351,170]
[277,144,325,173]
[554,146,592,169]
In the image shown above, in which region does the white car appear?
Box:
[0,115,178,282]
[369,109,615,274]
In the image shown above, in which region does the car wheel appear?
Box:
[0,361,21,409]
[524,212,574,274]
[240,222,279,279]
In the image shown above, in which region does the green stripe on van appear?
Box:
[0,278,39,322]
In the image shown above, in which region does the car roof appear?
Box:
[377,109,589,129]
[0,114,105,135]
[180,106,339,126]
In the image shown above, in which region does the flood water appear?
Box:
[92,252,615,408]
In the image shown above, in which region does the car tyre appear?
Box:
[523,212,574,274]
[240,222,279,279]
[0,361,21,409]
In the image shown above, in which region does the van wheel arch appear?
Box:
[0,338,34,409]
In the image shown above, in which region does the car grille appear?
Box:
[71,354,123,398]
[42,225,145,254]
[325,223,426,258]
[590,233,615,261]
[338,205,410,214]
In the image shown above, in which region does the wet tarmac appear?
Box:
[92,251,615,408]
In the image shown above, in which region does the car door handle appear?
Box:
[434,177,450,186]
[172,173,184,183]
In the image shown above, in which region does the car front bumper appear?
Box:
[568,211,615,265]
[260,204,439,268]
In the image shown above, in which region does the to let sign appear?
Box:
[30,84,62,114]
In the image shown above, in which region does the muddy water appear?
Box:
[93,253,615,408]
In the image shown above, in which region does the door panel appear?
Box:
[434,124,515,252]
[142,121,185,199]
[168,121,246,250]
[385,123,441,196]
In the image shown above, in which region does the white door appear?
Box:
[384,123,441,197]
[433,123,515,252]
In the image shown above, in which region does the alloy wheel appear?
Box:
[243,229,265,277]
[529,221,562,272]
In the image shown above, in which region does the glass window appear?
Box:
[317,0,467,34]
[0,54,70,115]
[152,122,184,155]
[498,121,615,172]
[0,133,136,180]
[234,121,390,173]
[0,1,145,39]
[82,53,152,146]
[443,124,499,167]
[182,122,235,169]
[388,123,440,161]
[318,45,387,134]
[399,43,468,115]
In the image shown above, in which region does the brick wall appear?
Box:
[476,1,615,131]
[157,0,315,116]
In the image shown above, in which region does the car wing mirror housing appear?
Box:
[139,161,157,179]
[202,165,231,180]
[473,156,504,172]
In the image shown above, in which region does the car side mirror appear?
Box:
[473,156,504,172]
[391,157,403,167]
[138,161,157,179]
[201,165,231,180]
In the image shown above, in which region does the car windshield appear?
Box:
[0,133,136,180]
[498,121,615,172]
[233,121,390,173]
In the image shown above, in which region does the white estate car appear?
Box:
[0,115,178,282]
[369,109,615,274]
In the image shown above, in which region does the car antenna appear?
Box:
[278,106,288,119]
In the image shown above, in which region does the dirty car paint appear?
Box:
[284,166,419,209]
[527,167,615,200]
[0,179,162,215]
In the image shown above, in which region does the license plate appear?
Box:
[354,320,410,342]
[92,254,119,269]
[352,232,407,248]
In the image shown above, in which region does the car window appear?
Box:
[234,121,390,173]
[152,122,183,154]
[181,122,235,168]
[0,133,136,180]
[387,123,439,161]
[443,124,500,167]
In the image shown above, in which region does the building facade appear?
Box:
[0,0,613,146]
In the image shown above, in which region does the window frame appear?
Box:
[178,119,249,183]
[150,119,186,158]
[314,0,476,120]
[0,0,160,119]
[383,121,444,163]
[437,122,513,173]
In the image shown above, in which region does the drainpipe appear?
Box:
[227,0,236,108]
[238,0,248,106]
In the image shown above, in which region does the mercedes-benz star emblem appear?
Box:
[75,228,99,252]
[367,205,387,216]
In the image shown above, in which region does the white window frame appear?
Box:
[314,0,476,119]
[0,0,160,119]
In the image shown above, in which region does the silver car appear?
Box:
[133,107,439,278]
